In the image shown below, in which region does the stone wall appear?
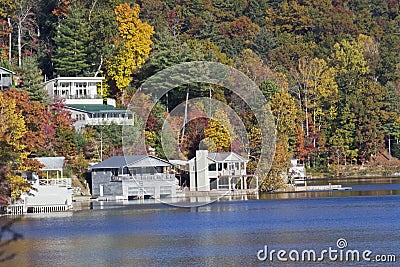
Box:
[91,170,123,197]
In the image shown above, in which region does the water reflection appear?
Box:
[2,177,400,266]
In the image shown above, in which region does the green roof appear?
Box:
[67,104,132,113]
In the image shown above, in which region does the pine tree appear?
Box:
[18,56,48,104]
[52,3,89,77]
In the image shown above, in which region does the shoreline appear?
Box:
[306,174,400,179]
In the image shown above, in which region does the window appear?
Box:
[208,163,216,171]
[76,114,85,121]
[75,82,87,88]
[229,163,234,170]
[144,167,155,175]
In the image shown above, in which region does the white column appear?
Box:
[99,184,104,196]
[256,175,259,190]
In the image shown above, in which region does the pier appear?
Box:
[293,184,352,192]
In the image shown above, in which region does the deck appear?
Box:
[4,178,74,215]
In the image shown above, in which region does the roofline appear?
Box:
[0,66,15,74]
[147,155,172,166]
[65,105,132,114]
[207,152,249,162]
[43,76,105,85]
[89,155,172,169]
[125,155,172,168]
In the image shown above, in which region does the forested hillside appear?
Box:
[1,0,400,198]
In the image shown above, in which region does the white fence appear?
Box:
[111,174,176,182]
[6,204,71,215]
[6,204,25,215]
[38,178,71,187]
[31,205,68,213]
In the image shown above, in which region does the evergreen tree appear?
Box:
[244,0,269,26]
[86,0,118,76]
[18,56,48,104]
[251,26,276,59]
[52,3,89,77]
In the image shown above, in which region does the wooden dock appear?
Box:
[294,184,352,192]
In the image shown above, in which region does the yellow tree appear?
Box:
[0,91,31,200]
[204,109,237,152]
[107,3,154,90]
[258,90,300,191]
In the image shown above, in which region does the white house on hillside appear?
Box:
[44,76,105,102]
[43,77,134,129]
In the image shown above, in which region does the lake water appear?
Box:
[1,177,400,266]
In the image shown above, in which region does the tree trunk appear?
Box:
[18,21,22,67]
[8,17,12,62]
[305,89,309,137]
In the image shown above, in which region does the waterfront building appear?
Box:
[89,155,177,199]
[189,150,255,192]
[7,157,73,214]
[288,158,307,185]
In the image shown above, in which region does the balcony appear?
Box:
[111,174,176,182]
[37,178,72,187]
[218,169,246,176]
[87,117,134,126]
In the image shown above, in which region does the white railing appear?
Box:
[31,205,68,213]
[111,174,176,182]
[219,170,246,176]
[7,204,25,215]
[6,204,71,214]
[65,94,102,99]
[38,178,72,187]
[88,118,134,126]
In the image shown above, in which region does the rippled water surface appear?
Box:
[2,177,400,266]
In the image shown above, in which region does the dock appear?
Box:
[294,184,352,192]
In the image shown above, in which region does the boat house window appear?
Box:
[208,163,216,171]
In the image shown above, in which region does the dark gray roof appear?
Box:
[89,155,172,169]
[208,152,247,162]
[36,157,65,171]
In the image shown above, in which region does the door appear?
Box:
[99,184,104,197]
